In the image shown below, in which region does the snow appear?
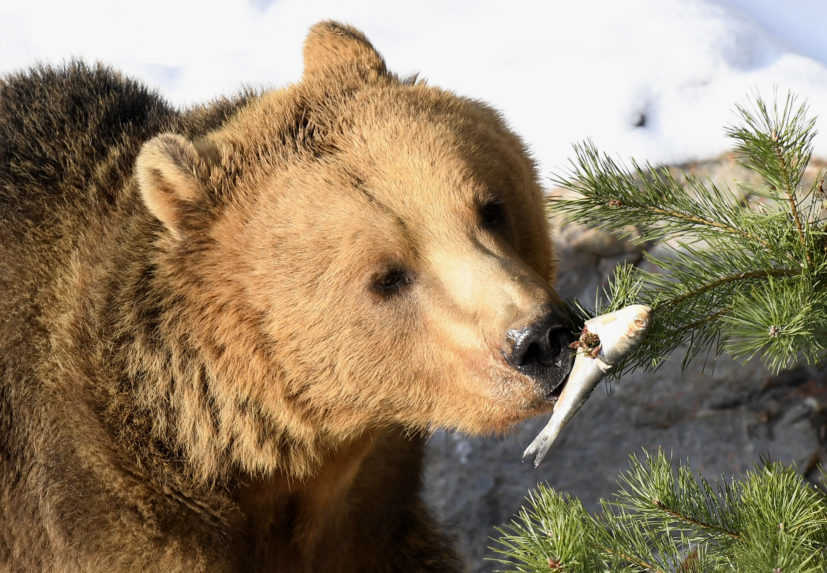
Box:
[3,0,827,177]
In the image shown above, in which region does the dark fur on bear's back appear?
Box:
[0,62,251,316]
[0,62,249,220]
[0,63,252,570]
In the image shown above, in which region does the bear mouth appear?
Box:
[508,334,577,402]
[540,345,577,401]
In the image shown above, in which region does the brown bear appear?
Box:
[0,21,576,572]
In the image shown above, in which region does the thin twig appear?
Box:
[554,198,773,249]
[664,268,797,308]
[771,140,811,265]
[646,206,771,249]
[653,500,741,540]
[679,308,729,333]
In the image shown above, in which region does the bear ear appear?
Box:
[302,21,387,81]
[135,133,207,239]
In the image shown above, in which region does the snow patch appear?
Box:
[3,0,827,177]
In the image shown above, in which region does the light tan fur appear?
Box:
[0,21,562,572]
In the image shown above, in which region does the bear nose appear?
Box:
[505,311,577,395]
[506,315,570,368]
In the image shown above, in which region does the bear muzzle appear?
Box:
[504,309,578,399]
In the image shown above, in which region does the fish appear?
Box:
[522,304,651,468]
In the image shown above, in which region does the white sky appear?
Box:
[3,0,827,177]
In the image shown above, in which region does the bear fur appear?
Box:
[0,22,565,572]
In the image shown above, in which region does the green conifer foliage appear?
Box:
[493,94,827,571]
[551,94,826,374]
[492,450,827,572]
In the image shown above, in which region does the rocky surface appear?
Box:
[422,155,827,572]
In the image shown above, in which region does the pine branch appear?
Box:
[727,93,816,267]
[680,308,728,333]
[651,499,740,541]
[495,91,827,573]
[646,205,771,249]
[491,450,827,572]
[550,145,772,250]
[552,92,827,374]
[663,268,797,308]
[609,451,743,549]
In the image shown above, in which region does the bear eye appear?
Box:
[479,199,507,230]
[371,267,412,298]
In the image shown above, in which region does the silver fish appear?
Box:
[522,304,651,468]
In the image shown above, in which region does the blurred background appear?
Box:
[4,1,825,570]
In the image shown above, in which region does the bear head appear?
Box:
[134,22,576,478]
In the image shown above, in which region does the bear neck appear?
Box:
[103,219,345,489]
